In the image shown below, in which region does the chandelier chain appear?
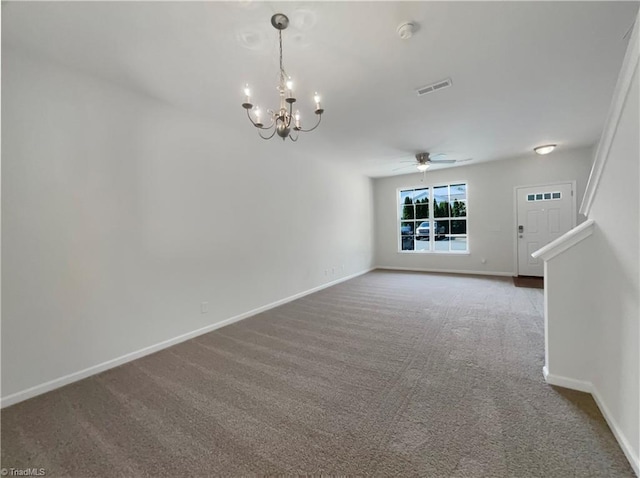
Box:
[278,30,287,86]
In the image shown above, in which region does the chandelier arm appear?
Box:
[298,113,322,133]
[259,128,278,140]
[289,132,299,142]
[246,108,275,129]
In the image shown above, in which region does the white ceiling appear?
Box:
[3,1,638,177]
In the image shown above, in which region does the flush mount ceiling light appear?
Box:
[534,144,557,155]
[241,13,324,141]
[416,162,430,172]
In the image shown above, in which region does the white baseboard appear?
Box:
[542,366,593,393]
[542,367,639,475]
[0,268,374,409]
[375,266,514,277]
[591,385,640,476]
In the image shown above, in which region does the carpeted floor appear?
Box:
[1,270,634,477]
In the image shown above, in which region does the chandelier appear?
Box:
[241,13,324,141]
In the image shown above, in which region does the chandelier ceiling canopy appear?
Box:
[241,13,324,142]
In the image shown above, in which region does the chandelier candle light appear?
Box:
[242,13,324,141]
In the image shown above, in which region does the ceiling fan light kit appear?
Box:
[534,144,557,155]
[241,13,324,142]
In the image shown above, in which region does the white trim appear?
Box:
[580,12,640,216]
[513,181,577,275]
[532,219,595,261]
[542,368,639,475]
[542,366,593,393]
[375,266,513,277]
[0,268,374,408]
[592,385,640,476]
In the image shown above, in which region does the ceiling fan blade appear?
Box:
[429,159,457,164]
[392,164,416,172]
[429,153,448,161]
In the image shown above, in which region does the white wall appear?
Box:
[373,148,593,275]
[541,18,639,472]
[544,235,596,387]
[587,63,639,472]
[1,48,374,402]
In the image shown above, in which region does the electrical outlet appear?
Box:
[201,302,209,314]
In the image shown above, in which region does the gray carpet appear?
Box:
[1,270,634,477]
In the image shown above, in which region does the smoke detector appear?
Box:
[397,22,416,40]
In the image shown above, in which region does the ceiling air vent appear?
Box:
[416,78,452,96]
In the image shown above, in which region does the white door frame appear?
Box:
[512,180,577,276]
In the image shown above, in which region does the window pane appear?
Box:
[451,199,466,217]
[451,236,468,251]
[434,237,449,251]
[544,192,551,200]
[535,193,543,200]
[415,201,429,219]
[400,221,414,236]
[401,236,415,251]
[436,220,449,237]
[400,189,413,204]
[414,188,430,219]
[434,185,450,218]
[450,183,467,200]
[413,188,429,201]
[415,237,430,251]
[527,194,535,201]
[415,220,430,240]
[451,219,466,235]
[552,192,561,199]
[400,198,415,220]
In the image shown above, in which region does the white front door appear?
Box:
[516,183,575,277]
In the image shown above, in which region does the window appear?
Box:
[526,191,562,201]
[399,183,468,253]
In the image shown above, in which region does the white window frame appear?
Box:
[397,181,469,254]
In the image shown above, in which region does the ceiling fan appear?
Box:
[392,152,471,173]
